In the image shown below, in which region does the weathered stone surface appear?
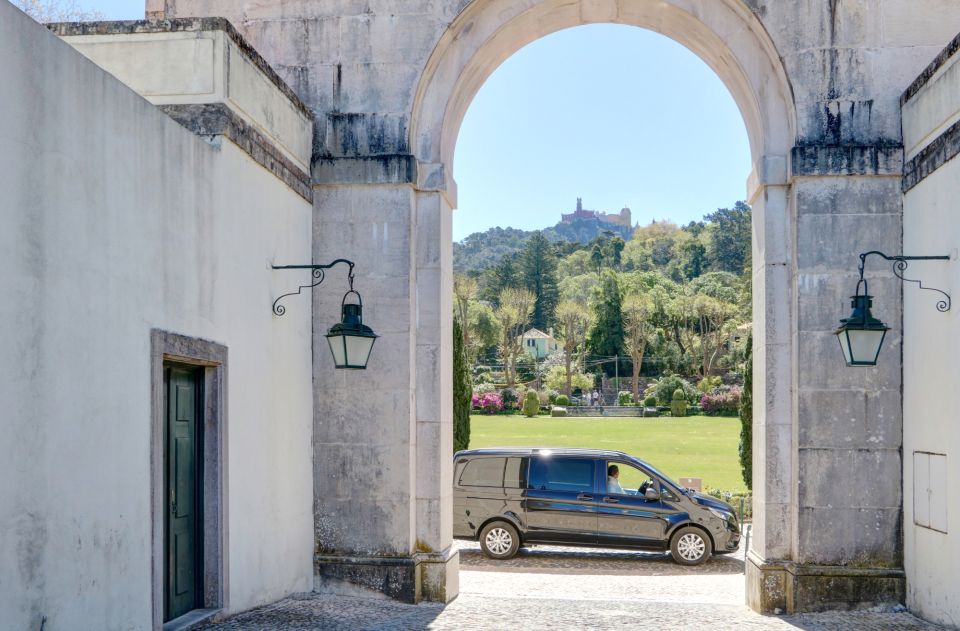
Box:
[798,390,902,449]
[794,176,904,216]
[798,449,902,511]
[797,506,903,565]
[788,565,906,613]
[315,556,421,603]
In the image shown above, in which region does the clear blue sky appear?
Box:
[80,3,752,241]
[453,25,751,240]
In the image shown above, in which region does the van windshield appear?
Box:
[630,457,683,493]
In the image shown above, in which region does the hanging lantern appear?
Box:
[325,290,378,369]
[835,291,889,367]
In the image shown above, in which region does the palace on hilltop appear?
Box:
[561,198,633,229]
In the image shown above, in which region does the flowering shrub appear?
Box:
[472,392,504,414]
[473,383,496,396]
[700,387,742,416]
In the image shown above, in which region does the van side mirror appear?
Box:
[644,488,659,500]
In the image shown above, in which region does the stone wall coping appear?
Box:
[160,103,312,202]
[902,29,960,106]
[315,547,457,566]
[46,18,311,119]
[747,551,905,578]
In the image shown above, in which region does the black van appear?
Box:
[453,448,740,565]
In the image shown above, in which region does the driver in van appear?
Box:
[607,464,629,494]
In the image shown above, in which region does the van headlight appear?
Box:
[708,507,733,522]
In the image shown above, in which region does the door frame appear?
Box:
[151,330,228,631]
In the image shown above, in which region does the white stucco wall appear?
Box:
[902,39,960,628]
[0,3,314,628]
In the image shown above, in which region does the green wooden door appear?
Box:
[164,366,203,622]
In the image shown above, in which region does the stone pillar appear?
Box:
[747,149,906,612]
[311,159,457,603]
[413,176,458,601]
[745,157,796,610]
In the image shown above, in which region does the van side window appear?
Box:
[528,457,594,492]
[458,458,506,487]
[503,457,526,488]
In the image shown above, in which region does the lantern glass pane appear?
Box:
[327,334,347,367]
[837,330,854,365]
[345,335,375,368]
[847,329,885,364]
[836,328,889,366]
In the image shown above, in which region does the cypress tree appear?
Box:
[739,333,753,490]
[453,318,471,453]
[587,271,626,373]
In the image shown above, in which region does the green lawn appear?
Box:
[468,414,747,493]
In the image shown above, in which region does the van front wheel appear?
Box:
[479,521,520,560]
[670,526,712,565]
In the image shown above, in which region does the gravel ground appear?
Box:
[201,541,947,630]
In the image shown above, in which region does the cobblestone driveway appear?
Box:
[203,541,945,630]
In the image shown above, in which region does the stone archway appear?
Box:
[158,0,930,613]
[407,0,797,611]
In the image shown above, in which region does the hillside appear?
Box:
[454,213,633,273]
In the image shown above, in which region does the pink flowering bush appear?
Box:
[700,387,742,416]
[472,392,504,415]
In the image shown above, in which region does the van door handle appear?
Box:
[577,493,593,501]
[603,496,619,503]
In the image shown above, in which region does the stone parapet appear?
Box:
[50,18,313,184]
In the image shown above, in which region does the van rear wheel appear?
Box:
[670,526,712,565]
[479,521,520,560]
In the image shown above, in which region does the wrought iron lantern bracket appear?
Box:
[271,258,355,316]
[857,251,951,313]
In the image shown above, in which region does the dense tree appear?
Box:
[625,221,682,271]
[607,236,626,269]
[587,271,626,372]
[705,201,752,274]
[520,233,560,331]
[467,301,500,361]
[494,287,535,387]
[454,199,753,388]
[679,238,708,280]
[454,226,534,272]
[453,318,471,453]
[590,245,604,275]
[453,274,477,352]
[559,273,599,304]
[670,292,738,376]
[688,271,740,303]
[622,295,653,401]
[555,301,593,395]
[545,365,593,393]
[479,252,521,304]
[557,249,594,278]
